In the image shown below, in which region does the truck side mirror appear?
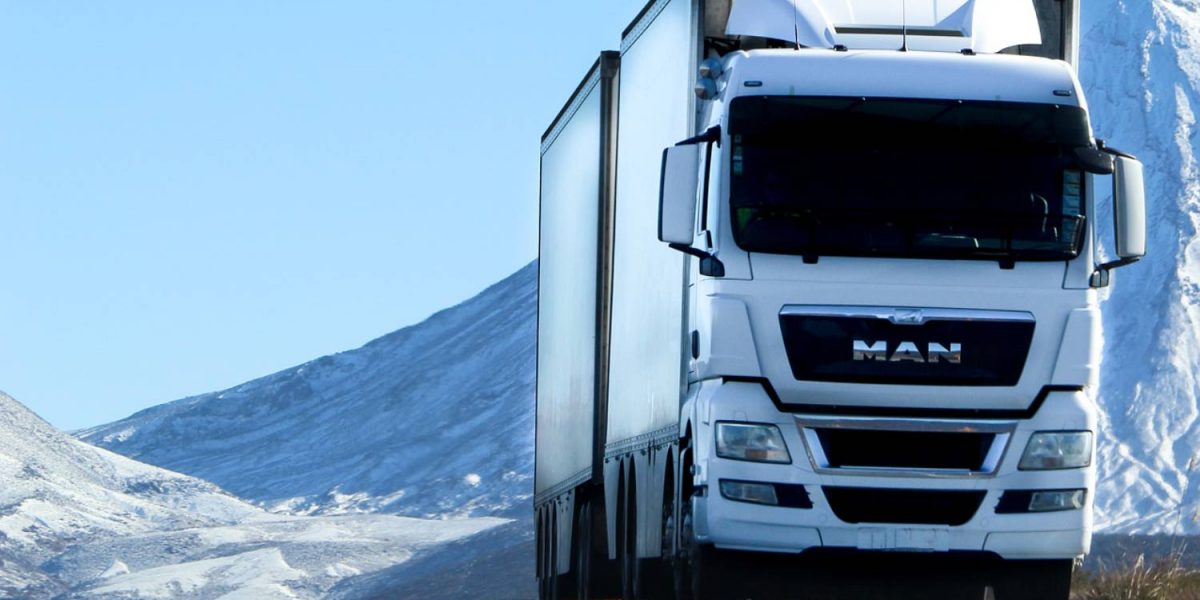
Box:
[1092,150,1147,287]
[1113,155,1146,260]
[658,144,700,245]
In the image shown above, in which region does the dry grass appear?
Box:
[1072,548,1200,600]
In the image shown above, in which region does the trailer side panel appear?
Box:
[536,60,606,502]
[606,0,697,450]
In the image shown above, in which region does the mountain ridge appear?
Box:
[78,261,537,519]
[0,389,507,599]
[0,387,261,597]
[1085,0,1200,535]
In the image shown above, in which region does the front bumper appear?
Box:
[688,380,1097,560]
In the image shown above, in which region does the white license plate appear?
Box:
[857,527,950,551]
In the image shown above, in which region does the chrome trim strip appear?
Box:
[779,305,1036,326]
[796,416,1017,479]
[981,433,1012,473]
[795,416,1018,434]
[801,427,831,471]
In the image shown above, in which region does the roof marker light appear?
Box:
[699,58,724,79]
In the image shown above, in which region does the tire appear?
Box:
[635,463,676,600]
[661,485,682,600]
[684,543,731,600]
[674,497,732,600]
[538,513,550,600]
[990,560,1074,600]
[589,496,623,599]
[573,502,592,600]
[547,511,560,600]
[621,488,641,600]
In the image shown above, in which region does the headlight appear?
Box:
[716,423,791,464]
[1019,432,1093,470]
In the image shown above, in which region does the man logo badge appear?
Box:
[853,341,962,364]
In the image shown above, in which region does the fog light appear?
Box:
[996,489,1087,514]
[720,480,779,506]
[1029,489,1086,512]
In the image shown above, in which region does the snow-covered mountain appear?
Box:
[0,390,506,599]
[79,262,536,520]
[1084,0,1200,534]
[0,390,257,597]
[78,0,1200,541]
[50,514,506,600]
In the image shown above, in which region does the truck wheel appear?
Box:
[620,500,641,600]
[683,541,728,599]
[574,502,592,600]
[538,513,551,600]
[584,496,622,599]
[675,499,730,600]
[990,560,1073,600]
[545,512,561,600]
[635,473,676,600]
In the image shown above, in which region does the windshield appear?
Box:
[728,97,1092,262]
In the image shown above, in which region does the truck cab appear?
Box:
[658,14,1144,599]
[670,46,1112,556]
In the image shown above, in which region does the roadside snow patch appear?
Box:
[99,559,130,579]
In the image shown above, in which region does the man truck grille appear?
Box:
[822,487,987,526]
[779,306,1035,386]
[815,429,995,471]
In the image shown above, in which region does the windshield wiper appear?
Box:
[734,208,1085,266]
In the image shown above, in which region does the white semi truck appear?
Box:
[535,1,1147,598]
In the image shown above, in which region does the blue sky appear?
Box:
[0,1,646,430]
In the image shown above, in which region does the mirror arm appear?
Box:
[1096,257,1140,272]
[668,243,726,277]
[1098,142,1138,160]
[676,126,722,147]
[1091,257,1141,288]
[1073,146,1114,175]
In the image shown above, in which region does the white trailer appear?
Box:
[536,1,1146,598]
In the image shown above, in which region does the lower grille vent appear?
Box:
[822,487,986,526]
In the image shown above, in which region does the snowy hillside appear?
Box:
[0,389,258,597]
[1084,0,1200,534]
[0,390,505,599]
[51,514,505,600]
[80,262,536,519]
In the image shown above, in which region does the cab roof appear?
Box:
[721,50,1084,109]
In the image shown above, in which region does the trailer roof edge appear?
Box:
[622,0,674,53]
[540,52,619,152]
[622,0,661,40]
